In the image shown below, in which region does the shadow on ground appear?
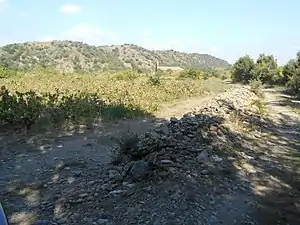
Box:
[0,96,168,224]
[265,87,300,112]
[218,97,300,224]
[1,91,300,224]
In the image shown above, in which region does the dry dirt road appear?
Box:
[0,86,300,225]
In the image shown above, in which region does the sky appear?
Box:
[0,0,299,65]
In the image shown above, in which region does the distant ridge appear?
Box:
[0,40,230,73]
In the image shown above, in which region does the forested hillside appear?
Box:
[0,41,230,73]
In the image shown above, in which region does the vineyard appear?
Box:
[0,69,230,130]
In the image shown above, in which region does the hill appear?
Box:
[0,40,230,73]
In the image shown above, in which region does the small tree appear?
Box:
[283,52,300,97]
[231,55,255,83]
[253,54,280,84]
[282,59,298,84]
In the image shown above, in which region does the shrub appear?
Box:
[249,79,264,97]
[286,73,300,98]
[231,55,255,84]
[0,71,231,130]
[251,99,267,116]
[0,67,18,79]
[147,74,161,86]
[111,70,138,81]
[0,86,146,129]
[203,73,209,80]
[0,86,45,127]
[179,68,202,79]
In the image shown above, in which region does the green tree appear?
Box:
[231,55,255,83]
[284,52,300,97]
[286,70,300,97]
[282,60,297,84]
[253,54,280,84]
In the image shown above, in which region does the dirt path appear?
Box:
[232,87,300,224]
[0,89,224,225]
[1,87,300,225]
[155,94,217,119]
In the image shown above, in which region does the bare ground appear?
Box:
[0,87,300,225]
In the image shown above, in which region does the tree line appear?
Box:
[231,52,300,97]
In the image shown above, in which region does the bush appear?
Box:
[286,73,300,98]
[179,68,202,79]
[0,67,18,79]
[231,55,255,84]
[251,99,267,116]
[147,74,161,86]
[0,86,44,127]
[0,70,231,129]
[111,70,138,81]
[203,73,209,80]
[250,79,264,97]
[0,86,146,129]
[282,57,300,98]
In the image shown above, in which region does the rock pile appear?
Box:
[112,86,258,182]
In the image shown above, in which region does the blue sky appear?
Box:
[0,0,298,64]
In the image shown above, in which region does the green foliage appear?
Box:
[0,66,18,78]
[203,73,209,80]
[275,66,287,85]
[231,54,281,85]
[0,70,231,129]
[211,68,223,79]
[0,86,44,126]
[147,74,161,86]
[231,55,255,84]
[286,70,300,98]
[249,79,264,97]
[179,68,202,79]
[0,41,230,74]
[0,85,146,128]
[283,60,298,79]
[110,70,138,81]
[251,99,267,116]
[253,54,280,84]
[283,54,300,98]
[0,67,8,78]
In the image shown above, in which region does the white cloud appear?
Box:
[62,23,117,44]
[38,26,227,60]
[0,0,7,11]
[39,23,118,46]
[138,30,181,50]
[137,30,223,57]
[60,3,81,14]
